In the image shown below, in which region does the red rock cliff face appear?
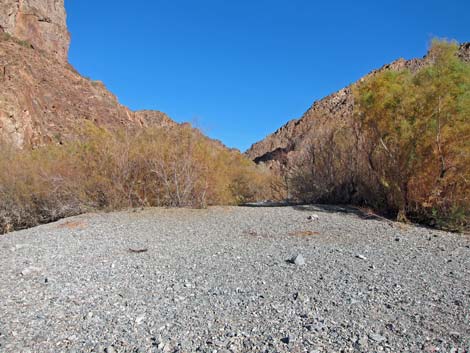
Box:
[0,35,177,147]
[0,0,178,148]
[0,0,70,63]
[246,44,470,173]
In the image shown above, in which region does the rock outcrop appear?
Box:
[0,0,178,148]
[0,35,178,147]
[0,0,70,63]
[246,43,470,173]
[458,42,470,62]
[134,110,177,129]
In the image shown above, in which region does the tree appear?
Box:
[354,39,470,229]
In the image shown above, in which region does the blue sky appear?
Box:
[66,0,469,151]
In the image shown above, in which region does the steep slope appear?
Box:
[0,0,70,63]
[0,0,176,148]
[246,43,470,173]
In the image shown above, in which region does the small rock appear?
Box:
[213,339,225,347]
[305,322,325,332]
[358,336,368,346]
[20,266,42,276]
[11,244,28,252]
[369,333,386,343]
[356,254,367,260]
[104,346,116,353]
[308,214,319,221]
[290,254,305,266]
[281,336,291,344]
[128,247,148,253]
[135,314,145,324]
[294,292,309,303]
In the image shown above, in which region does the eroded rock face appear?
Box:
[134,110,178,128]
[0,36,179,147]
[0,0,182,148]
[246,44,470,173]
[459,42,470,62]
[0,0,70,63]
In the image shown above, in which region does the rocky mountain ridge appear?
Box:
[246,43,470,172]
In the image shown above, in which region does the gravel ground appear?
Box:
[0,205,469,353]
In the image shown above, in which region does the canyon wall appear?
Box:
[0,0,178,147]
[246,43,470,174]
[0,0,70,63]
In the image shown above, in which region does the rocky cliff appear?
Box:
[0,0,177,148]
[246,43,470,173]
[0,34,177,147]
[0,0,70,63]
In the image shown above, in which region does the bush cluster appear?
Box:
[289,40,470,231]
[0,123,273,233]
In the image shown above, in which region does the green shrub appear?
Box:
[354,39,470,231]
[289,39,470,231]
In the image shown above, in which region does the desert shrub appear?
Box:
[289,124,360,203]
[0,123,273,233]
[289,39,470,231]
[355,39,470,230]
[0,142,83,232]
[0,31,12,41]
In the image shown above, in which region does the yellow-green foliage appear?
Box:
[0,123,273,233]
[354,39,470,230]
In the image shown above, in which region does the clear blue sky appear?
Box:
[66,0,469,151]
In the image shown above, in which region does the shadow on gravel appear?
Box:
[291,204,386,222]
[293,205,470,234]
[241,202,389,223]
[240,201,299,207]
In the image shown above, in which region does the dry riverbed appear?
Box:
[0,206,469,352]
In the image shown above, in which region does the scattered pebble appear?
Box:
[0,206,467,352]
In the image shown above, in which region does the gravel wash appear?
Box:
[0,206,469,353]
